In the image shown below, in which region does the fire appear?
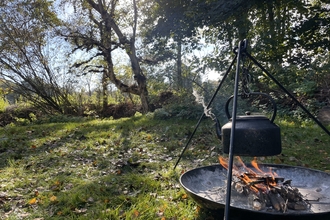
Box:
[218,156,278,194]
[218,156,309,212]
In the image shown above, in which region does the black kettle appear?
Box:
[215,93,281,156]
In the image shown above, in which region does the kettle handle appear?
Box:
[225,92,277,122]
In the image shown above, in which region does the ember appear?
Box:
[219,156,310,212]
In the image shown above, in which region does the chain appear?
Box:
[242,67,251,97]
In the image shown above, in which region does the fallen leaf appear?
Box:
[18,213,30,218]
[87,197,94,203]
[93,160,97,166]
[73,208,87,214]
[55,180,61,186]
[156,211,164,217]
[29,197,37,205]
[133,209,139,217]
[50,195,57,202]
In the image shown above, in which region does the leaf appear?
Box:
[133,209,139,217]
[50,180,62,191]
[195,206,201,214]
[29,197,37,205]
[50,195,57,202]
[73,208,87,214]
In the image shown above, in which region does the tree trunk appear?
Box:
[102,71,108,113]
[86,0,150,113]
[177,38,183,89]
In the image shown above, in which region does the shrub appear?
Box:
[0,97,9,113]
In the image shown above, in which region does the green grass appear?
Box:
[0,115,329,219]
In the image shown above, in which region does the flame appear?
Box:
[219,156,280,194]
[251,157,264,173]
[218,156,229,169]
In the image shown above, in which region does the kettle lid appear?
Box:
[231,111,269,121]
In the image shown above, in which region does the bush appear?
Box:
[0,97,9,113]
[152,92,204,120]
[0,103,40,126]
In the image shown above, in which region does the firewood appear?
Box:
[248,193,265,211]
[268,190,287,212]
[229,165,308,212]
[287,201,308,210]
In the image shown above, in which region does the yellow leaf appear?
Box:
[50,195,57,202]
[29,197,37,205]
[181,194,188,199]
[133,210,139,217]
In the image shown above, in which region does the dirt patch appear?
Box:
[318,106,330,125]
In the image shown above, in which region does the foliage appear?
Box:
[1,0,330,121]
[0,97,9,113]
[141,0,330,117]
[0,0,76,114]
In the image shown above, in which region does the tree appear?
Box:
[201,0,330,112]
[140,0,257,92]
[0,0,75,113]
[141,0,330,116]
[59,0,150,113]
[141,0,199,90]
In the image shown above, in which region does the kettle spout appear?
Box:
[214,118,222,140]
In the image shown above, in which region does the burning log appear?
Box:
[220,156,310,213]
[268,189,287,212]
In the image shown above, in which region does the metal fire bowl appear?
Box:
[180,164,330,220]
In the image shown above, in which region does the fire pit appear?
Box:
[180,163,330,220]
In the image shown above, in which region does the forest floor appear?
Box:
[0,114,329,219]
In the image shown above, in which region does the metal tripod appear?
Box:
[174,39,330,220]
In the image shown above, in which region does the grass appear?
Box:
[0,114,329,219]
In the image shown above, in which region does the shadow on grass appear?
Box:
[0,115,329,219]
[196,208,330,220]
[0,115,221,218]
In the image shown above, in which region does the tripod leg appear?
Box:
[246,52,330,136]
[173,53,238,169]
[224,40,245,220]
